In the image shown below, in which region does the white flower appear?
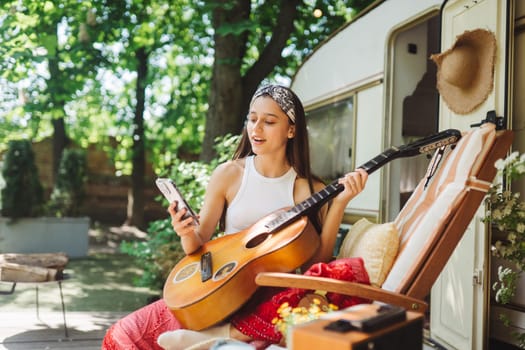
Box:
[498,265,512,279]
[507,151,519,164]
[492,209,503,220]
[495,158,505,170]
[503,205,513,217]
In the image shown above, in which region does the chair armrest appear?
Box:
[256,272,428,313]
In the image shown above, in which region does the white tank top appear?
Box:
[224,156,297,234]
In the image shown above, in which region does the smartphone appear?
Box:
[155,178,199,223]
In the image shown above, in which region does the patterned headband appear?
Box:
[251,85,296,123]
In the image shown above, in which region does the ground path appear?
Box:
[0,223,159,349]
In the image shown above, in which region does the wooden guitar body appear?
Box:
[163,209,320,330]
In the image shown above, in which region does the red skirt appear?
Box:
[101,257,370,349]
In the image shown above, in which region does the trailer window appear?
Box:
[306,96,354,181]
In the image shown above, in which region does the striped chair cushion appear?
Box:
[382,122,496,293]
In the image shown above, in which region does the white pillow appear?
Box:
[337,218,399,287]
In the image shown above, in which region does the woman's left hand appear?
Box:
[334,168,368,204]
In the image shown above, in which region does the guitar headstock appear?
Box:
[358,129,462,175]
[398,129,462,157]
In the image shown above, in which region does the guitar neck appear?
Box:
[358,147,400,174]
[264,149,393,232]
[264,128,462,232]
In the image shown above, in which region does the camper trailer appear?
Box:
[291,0,524,348]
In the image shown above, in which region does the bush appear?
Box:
[46,148,88,217]
[1,139,44,219]
[121,218,187,290]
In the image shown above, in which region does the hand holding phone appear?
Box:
[155,178,199,224]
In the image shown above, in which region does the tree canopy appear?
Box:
[0,0,375,227]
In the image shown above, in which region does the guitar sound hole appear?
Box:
[246,233,270,248]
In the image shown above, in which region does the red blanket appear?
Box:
[231,257,371,343]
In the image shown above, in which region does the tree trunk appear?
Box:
[51,117,68,182]
[200,0,250,162]
[0,253,69,269]
[0,263,59,282]
[126,46,148,229]
[200,0,301,162]
[47,22,69,183]
[0,252,68,282]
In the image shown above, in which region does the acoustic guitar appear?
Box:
[163,128,462,330]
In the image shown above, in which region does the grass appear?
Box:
[0,252,160,313]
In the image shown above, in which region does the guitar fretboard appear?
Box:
[359,147,399,174]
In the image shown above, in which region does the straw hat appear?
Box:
[431,29,496,115]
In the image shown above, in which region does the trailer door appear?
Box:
[431,0,510,349]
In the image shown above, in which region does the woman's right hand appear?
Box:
[168,201,197,237]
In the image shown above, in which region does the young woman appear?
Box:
[102,85,369,350]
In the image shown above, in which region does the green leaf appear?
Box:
[40,34,58,55]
